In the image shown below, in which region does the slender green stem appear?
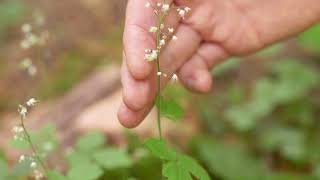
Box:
[20,117,48,175]
[155,1,168,140]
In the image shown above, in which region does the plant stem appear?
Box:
[155,2,167,140]
[20,117,48,175]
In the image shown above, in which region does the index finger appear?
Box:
[123,0,162,80]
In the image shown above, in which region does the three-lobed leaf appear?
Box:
[76,131,106,152]
[93,148,132,169]
[144,138,177,161]
[67,163,103,180]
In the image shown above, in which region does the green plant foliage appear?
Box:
[48,171,67,180]
[67,151,92,167]
[0,157,8,180]
[159,84,189,122]
[193,139,266,180]
[226,59,320,131]
[256,43,283,57]
[76,131,106,152]
[160,97,184,121]
[144,138,177,161]
[145,138,210,180]
[0,0,25,38]
[212,58,240,76]
[298,24,320,52]
[93,148,132,169]
[259,125,307,163]
[11,157,34,177]
[67,163,103,180]
[11,123,59,156]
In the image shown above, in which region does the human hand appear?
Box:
[118,0,320,128]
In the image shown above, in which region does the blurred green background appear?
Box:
[0,0,320,179]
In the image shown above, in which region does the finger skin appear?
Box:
[123,0,157,80]
[178,43,229,92]
[119,25,201,128]
[118,102,153,128]
[121,56,156,111]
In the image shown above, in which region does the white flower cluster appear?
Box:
[19,16,50,77]
[18,154,44,179]
[12,125,24,141]
[18,98,39,120]
[20,58,37,77]
[14,98,45,179]
[145,1,189,82]
[20,23,50,50]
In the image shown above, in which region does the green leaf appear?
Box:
[67,151,92,168]
[160,98,184,121]
[193,139,266,180]
[48,170,67,180]
[144,138,177,161]
[67,163,103,180]
[256,43,283,57]
[76,131,106,152]
[212,58,240,76]
[163,154,210,180]
[11,158,33,177]
[11,123,59,155]
[298,24,320,52]
[0,158,8,180]
[179,155,211,180]
[163,161,193,180]
[93,148,132,169]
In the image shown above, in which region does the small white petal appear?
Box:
[149,26,158,33]
[168,28,174,33]
[162,4,170,12]
[185,7,191,12]
[26,98,38,107]
[159,39,165,46]
[22,24,32,33]
[171,74,178,82]
[172,35,178,41]
[30,162,37,168]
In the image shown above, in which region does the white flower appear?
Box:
[22,24,32,33]
[149,26,158,33]
[18,105,28,119]
[145,2,151,8]
[145,50,158,61]
[19,155,26,162]
[34,170,44,180]
[27,33,39,45]
[157,72,162,76]
[178,9,186,18]
[162,4,170,12]
[171,74,178,82]
[159,39,166,46]
[20,40,31,49]
[20,58,32,69]
[168,28,174,33]
[12,126,24,133]
[26,98,38,107]
[28,65,37,76]
[172,35,178,41]
[185,7,191,12]
[30,162,37,168]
